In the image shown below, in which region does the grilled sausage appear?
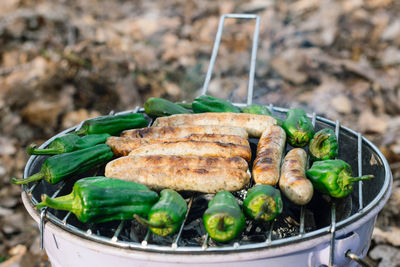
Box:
[106,134,249,156]
[152,113,277,137]
[128,141,252,162]
[105,155,249,173]
[105,166,251,193]
[279,148,313,205]
[252,126,286,185]
[121,125,248,139]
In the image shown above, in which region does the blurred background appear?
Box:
[0,0,400,266]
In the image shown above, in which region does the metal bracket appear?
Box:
[201,13,260,106]
[40,208,48,250]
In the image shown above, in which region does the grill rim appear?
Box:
[21,106,393,254]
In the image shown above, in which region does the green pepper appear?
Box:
[134,189,187,236]
[241,104,283,126]
[243,184,283,222]
[192,94,241,113]
[35,176,159,223]
[11,144,113,185]
[175,101,193,110]
[306,159,374,198]
[309,128,338,161]
[282,109,314,147]
[144,97,192,118]
[75,113,148,136]
[203,191,245,242]
[27,133,110,155]
[241,104,272,116]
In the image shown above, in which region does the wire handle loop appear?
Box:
[201,14,260,106]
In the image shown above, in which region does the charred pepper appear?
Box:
[144,97,191,118]
[282,109,314,147]
[36,176,159,223]
[192,94,241,113]
[134,189,188,236]
[243,184,283,222]
[27,133,110,155]
[75,113,148,136]
[203,191,245,242]
[11,144,113,185]
[306,159,374,198]
[309,128,338,161]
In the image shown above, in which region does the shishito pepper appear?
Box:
[36,176,159,223]
[243,184,283,222]
[144,97,191,118]
[27,133,110,155]
[282,109,314,147]
[203,191,245,242]
[309,128,338,161]
[306,159,374,198]
[75,113,148,136]
[192,94,241,113]
[134,189,187,236]
[11,144,113,185]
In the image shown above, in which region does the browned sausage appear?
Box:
[252,126,286,185]
[128,140,252,162]
[152,113,277,137]
[279,148,313,205]
[106,134,249,156]
[105,166,251,193]
[121,125,248,139]
[105,155,249,172]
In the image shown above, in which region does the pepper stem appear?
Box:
[27,144,62,155]
[217,215,227,231]
[133,214,171,228]
[11,172,44,185]
[255,203,269,220]
[36,193,75,210]
[349,175,374,182]
[314,134,329,149]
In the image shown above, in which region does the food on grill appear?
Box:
[203,191,245,242]
[11,144,113,185]
[127,141,252,162]
[282,109,314,147]
[106,134,249,156]
[121,125,248,139]
[279,148,313,205]
[192,94,241,113]
[306,159,374,198]
[75,113,148,136]
[105,166,250,193]
[27,133,110,155]
[241,104,272,115]
[144,97,191,118]
[309,128,339,161]
[134,189,187,236]
[243,184,283,222]
[106,155,249,173]
[175,101,193,109]
[252,125,286,185]
[35,176,159,223]
[153,112,277,137]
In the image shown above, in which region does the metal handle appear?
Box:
[201,14,260,105]
[346,250,372,267]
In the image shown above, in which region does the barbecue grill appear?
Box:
[19,14,392,267]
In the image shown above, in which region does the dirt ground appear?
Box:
[0,0,400,266]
